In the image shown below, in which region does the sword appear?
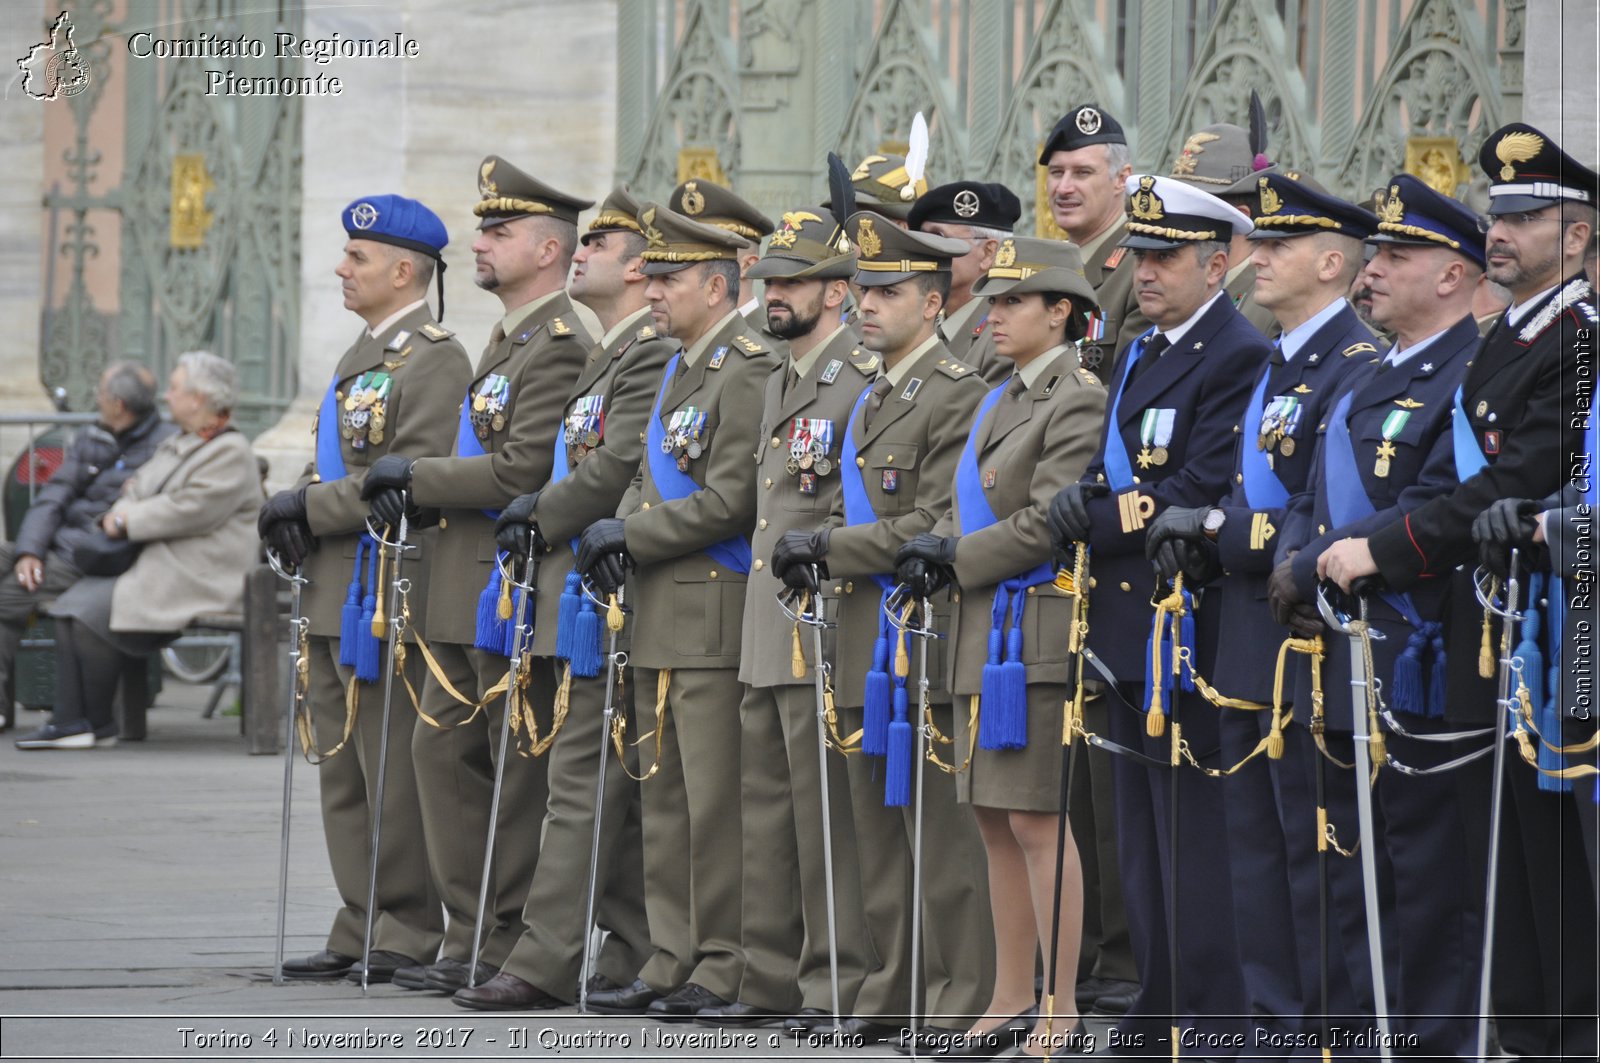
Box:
[1473,550,1523,1063]
[468,543,539,989]
[361,514,410,994]
[907,590,936,1054]
[267,549,308,987]
[579,580,627,1013]
[1315,580,1393,1061]
[807,569,844,1034]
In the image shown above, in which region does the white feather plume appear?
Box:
[903,112,929,200]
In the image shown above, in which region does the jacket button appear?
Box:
[1318,524,1326,534]
[763,478,774,489]
[952,591,960,603]
[709,570,719,579]
[641,502,651,510]
[1088,577,1097,589]
[885,454,894,462]
[856,457,866,468]
[1235,474,1243,483]
[1119,581,1131,592]
[771,436,781,448]
[439,517,448,529]
[832,584,843,594]
[758,518,768,530]
[1026,585,1036,595]
[753,559,764,571]
[845,581,854,593]
[1233,424,1241,433]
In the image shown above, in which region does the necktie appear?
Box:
[785,365,801,396]
[864,375,894,429]
[1127,333,1169,386]
[1005,374,1028,401]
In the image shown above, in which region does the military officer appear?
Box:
[1047,175,1272,1053]
[1321,128,1599,1063]
[258,194,467,981]
[1142,172,1379,1044]
[1272,174,1489,1059]
[667,178,779,344]
[575,203,779,1020]
[1165,121,1281,337]
[770,213,994,1046]
[460,186,674,1009]
[895,236,1108,1057]
[908,180,1023,385]
[358,157,595,993]
[694,207,877,1028]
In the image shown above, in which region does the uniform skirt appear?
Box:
[955,680,1069,812]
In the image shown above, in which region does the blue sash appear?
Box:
[548,403,603,676]
[1324,389,1445,715]
[453,387,503,522]
[957,383,1052,750]
[1239,366,1290,508]
[1102,328,1159,491]
[644,354,751,574]
[315,374,347,483]
[1451,385,1490,481]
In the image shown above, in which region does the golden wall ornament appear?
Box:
[676,146,727,187]
[1403,137,1471,197]
[170,153,215,250]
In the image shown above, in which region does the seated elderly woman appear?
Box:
[15,351,264,749]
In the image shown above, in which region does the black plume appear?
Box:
[1247,90,1268,160]
[827,152,855,233]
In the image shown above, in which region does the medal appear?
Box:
[492,413,506,432]
[799,453,814,470]
[585,430,600,448]
[786,456,800,475]
[799,472,817,495]
[1150,446,1168,466]
[687,440,702,460]
[1138,409,1176,470]
[1374,441,1395,478]
[813,457,832,476]
[1278,436,1295,457]
[676,453,690,472]
[369,427,384,445]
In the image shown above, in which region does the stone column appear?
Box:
[1522,0,1598,164]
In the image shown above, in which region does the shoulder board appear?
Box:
[848,348,879,375]
[932,356,977,380]
[1077,366,1102,387]
[1342,341,1377,358]
[548,316,578,337]
[418,323,453,341]
[733,333,770,356]
[636,324,660,342]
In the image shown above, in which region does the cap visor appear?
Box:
[746,254,855,281]
[853,269,919,288]
[1487,194,1560,214]
[640,259,698,276]
[1118,232,1186,251]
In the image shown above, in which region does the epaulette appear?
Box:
[549,316,578,337]
[732,333,770,356]
[1342,341,1377,358]
[1077,366,1102,387]
[932,356,977,380]
[637,324,661,342]
[847,347,879,375]
[418,323,453,341]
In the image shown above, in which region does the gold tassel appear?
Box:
[606,592,624,633]
[370,537,389,638]
[1478,591,1497,678]
[1266,711,1285,760]
[894,602,912,678]
[1170,721,1182,766]
[498,565,514,620]
[792,591,809,678]
[1367,716,1386,767]
[1316,806,1329,853]
[1147,704,1166,737]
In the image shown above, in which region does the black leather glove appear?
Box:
[494,491,548,559]
[1472,497,1541,577]
[576,518,631,595]
[266,518,314,569]
[895,533,958,598]
[1267,553,1322,636]
[1047,482,1109,547]
[772,528,830,590]
[1146,507,1212,582]
[360,454,414,498]
[258,486,308,539]
[367,487,409,529]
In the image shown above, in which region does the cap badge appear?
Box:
[1172,131,1220,177]
[1258,177,1283,215]
[1494,130,1543,182]
[1377,185,1405,226]
[953,189,981,218]
[1075,107,1102,136]
[1129,176,1165,221]
[478,159,497,197]
[349,202,379,230]
[641,207,667,250]
[852,155,888,182]
[857,217,883,258]
[994,239,1017,268]
[772,211,819,250]
[681,181,706,216]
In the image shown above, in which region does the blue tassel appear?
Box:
[996,625,1028,750]
[354,541,381,683]
[502,587,523,659]
[1426,630,1448,719]
[885,683,912,807]
[1177,593,1196,693]
[862,628,891,757]
[570,596,603,678]
[1391,629,1428,716]
[556,571,581,662]
[339,539,365,668]
[475,564,504,652]
[977,625,1007,750]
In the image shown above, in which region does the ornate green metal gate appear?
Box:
[40,0,301,435]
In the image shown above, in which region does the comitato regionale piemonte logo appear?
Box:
[17,11,93,101]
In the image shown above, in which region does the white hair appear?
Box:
[175,350,238,415]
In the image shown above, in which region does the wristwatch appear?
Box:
[1202,508,1226,540]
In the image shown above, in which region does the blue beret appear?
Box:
[342,194,448,259]
[1367,174,1485,268]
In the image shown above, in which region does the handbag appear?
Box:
[69,427,235,578]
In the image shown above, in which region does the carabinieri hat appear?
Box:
[636,201,752,276]
[1367,173,1486,268]
[669,179,775,241]
[1039,104,1126,163]
[1248,171,1379,241]
[582,184,645,245]
[1118,173,1256,250]
[474,155,594,228]
[1478,122,1600,214]
[745,206,856,280]
[907,180,1023,232]
[342,193,450,318]
[845,210,971,287]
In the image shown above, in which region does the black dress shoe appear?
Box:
[453,971,563,1011]
[344,950,420,984]
[281,949,356,980]
[835,1016,907,1043]
[586,976,662,1015]
[695,1000,786,1027]
[1089,978,1138,1015]
[647,982,730,1022]
[422,957,498,993]
[391,963,432,991]
[784,1007,833,1033]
